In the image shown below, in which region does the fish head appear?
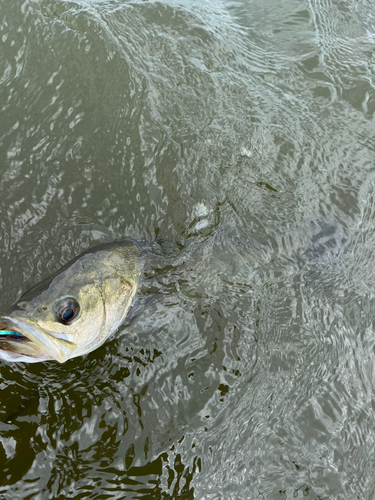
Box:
[0,241,142,363]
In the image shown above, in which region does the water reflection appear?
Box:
[1,0,375,497]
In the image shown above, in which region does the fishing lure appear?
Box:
[0,331,25,340]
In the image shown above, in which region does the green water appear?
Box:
[1,0,375,498]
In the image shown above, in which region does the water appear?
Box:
[1,0,375,497]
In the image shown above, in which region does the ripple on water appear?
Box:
[1,0,375,497]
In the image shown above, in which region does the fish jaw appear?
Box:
[0,315,77,363]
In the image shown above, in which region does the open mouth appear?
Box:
[0,322,28,342]
[0,319,53,362]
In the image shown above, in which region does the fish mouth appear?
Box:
[0,316,75,363]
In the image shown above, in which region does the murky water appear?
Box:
[1,0,375,497]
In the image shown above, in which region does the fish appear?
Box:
[0,240,142,363]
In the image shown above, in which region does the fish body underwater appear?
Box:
[0,240,142,363]
[0,218,343,364]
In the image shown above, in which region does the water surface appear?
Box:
[1,0,375,498]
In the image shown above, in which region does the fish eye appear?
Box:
[55,297,80,324]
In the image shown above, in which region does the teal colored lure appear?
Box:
[0,331,24,340]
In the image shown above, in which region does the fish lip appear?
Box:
[0,315,74,363]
